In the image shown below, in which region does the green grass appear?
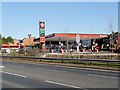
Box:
[40,59,120,68]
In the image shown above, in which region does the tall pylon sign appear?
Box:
[39,21,46,53]
[39,22,45,42]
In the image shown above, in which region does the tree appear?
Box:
[2,36,14,44]
[6,36,14,43]
[2,37,7,44]
[106,17,117,53]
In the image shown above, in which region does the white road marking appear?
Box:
[84,68,118,72]
[88,74,109,78]
[1,71,27,78]
[62,71,67,72]
[0,66,5,68]
[38,68,67,73]
[45,80,81,89]
[50,69,67,72]
[88,74,118,79]
[55,65,118,73]
[4,64,25,68]
[110,76,119,79]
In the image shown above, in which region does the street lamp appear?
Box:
[28,34,31,46]
[59,38,61,52]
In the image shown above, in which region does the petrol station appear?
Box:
[34,22,109,53]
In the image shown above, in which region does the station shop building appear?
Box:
[33,33,109,52]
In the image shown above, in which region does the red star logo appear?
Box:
[40,22,45,28]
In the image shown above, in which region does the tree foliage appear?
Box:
[6,36,14,43]
[1,36,14,44]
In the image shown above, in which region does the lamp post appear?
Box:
[28,34,31,46]
[59,38,61,52]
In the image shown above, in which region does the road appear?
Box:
[1,59,119,89]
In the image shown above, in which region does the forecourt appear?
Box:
[1,59,119,89]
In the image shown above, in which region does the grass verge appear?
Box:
[3,57,120,69]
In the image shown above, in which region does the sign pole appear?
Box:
[39,22,46,54]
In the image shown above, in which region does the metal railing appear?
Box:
[1,55,120,64]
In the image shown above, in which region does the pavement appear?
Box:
[1,59,119,89]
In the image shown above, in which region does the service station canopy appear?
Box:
[34,33,108,42]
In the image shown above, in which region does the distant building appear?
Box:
[22,37,36,47]
[1,43,19,54]
[1,37,36,54]
[13,39,19,45]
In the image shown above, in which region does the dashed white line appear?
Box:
[62,71,67,72]
[45,80,81,89]
[38,68,67,73]
[4,64,25,68]
[51,69,67,72]
[55,65,118,72]
[109,76,119,79]
[88,74,118,79]
[1,71,27,78]
[88,74,109,78]
[85,68,118,72]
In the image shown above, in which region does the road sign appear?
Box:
[76,34,80,43]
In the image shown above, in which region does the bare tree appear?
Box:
[106,17,118,53]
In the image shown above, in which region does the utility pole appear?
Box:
[59,38,61,51]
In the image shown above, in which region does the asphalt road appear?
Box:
[1,59,119,89]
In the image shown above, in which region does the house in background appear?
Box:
[22,37,36,47]
[1,43,19,54]
[1,37,36,54]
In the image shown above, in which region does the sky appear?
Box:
[1,1,118,39]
